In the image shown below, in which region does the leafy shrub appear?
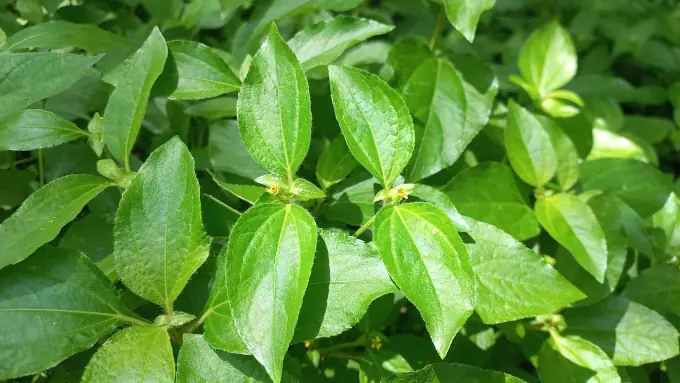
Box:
[1,0,680,382]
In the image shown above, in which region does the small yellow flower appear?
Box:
[398,189,409,199]
[370,336,382,350]
[266,185,280,195]
[304,339,313,349]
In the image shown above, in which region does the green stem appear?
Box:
[317,336,366,355]
[120,314,152,327]
[354,215,377,237]
[184,309,213,333]
[38,149,44,187]
[429,6,447,51]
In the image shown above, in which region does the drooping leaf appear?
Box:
[465,218,584,323]
[237,24,311,181]
[0,174,110,270]
[383,362,526,383]
[316,134,358,191]
[538,334,621,383]
[518,20,577,97]
[505,100,557,187]
[168,40,241,100]
[177,334,297,383]
[402,58,497,182]
[588,128,656,164]
[289,16,394,71]
[329,65,414,188]
[114,137,210,310]
[374,202,476,358]
[207,203,317,382]
[580,158,673,217]
[0,247,140,380]
[0,109,89,151]
[102,27,167,169]
[535,193,607,283]
[623,264,680,318]
[81,326,174,383]
[563,296,680,366]
[441,0,496,42]
[0,20,130,53]
[294,229,397,341]
[0,52,101,122]
[441,163,539,241]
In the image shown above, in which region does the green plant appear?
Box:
[1,0,680,382]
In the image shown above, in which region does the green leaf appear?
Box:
[87,112,104,157]
[209,120,268,180]
[0,174,110,270]
[383,362,526,383]
[0,20,130,53]
[237,24,311,181]
[542,118,580,191]
[650,193,680,258]
[587,128,655,164]
[114,137,210,310]
[0,52,101,122]
[536,193,607,283]
[505,100,557,187]
[289,16,394,71]
[538,334,621,383]
[518,21,577,97]
[553,194,640,306]
[168,40,241,100]
[0,109,88,151]
[177,334,297,383]
[82,326,174,383]
[103,27,167,169]
[441,0,496,42]
[0,247,140,380]
[402,58,497,182]
[329,65,415,188]
[580,158,673,217]
[624,264,680,318]
[409,184,470,231]
[316,135,358,191]
[208,203,317,382]
[441,163,540,241]
[209,171,264,205]
[621,116,673,144]
[323,174,378,226]
[563,296,680,366]
[294,229,397,341]
[466,218,584,323]
[185,97,237,120]
[60,214,114,264]
[387,37,433,88]
[374,202,476,358]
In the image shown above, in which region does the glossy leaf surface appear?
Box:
[329,65,414,188]
[102,27,167,168]
[0,174,110,270]
[114,137,210,309]
[237,24,311,181]
[0,247,138,379]
[374,202,476,358]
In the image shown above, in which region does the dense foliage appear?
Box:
[1,0,680,382]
